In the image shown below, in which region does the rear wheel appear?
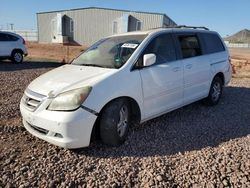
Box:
[100,99,131,146]
[205,76,223,105]
[11,50,23,63]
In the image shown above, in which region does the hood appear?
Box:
[28,64,115,96]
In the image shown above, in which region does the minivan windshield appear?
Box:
[72,34,147,69]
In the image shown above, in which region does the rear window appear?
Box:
[178,35,202,59]
[202,33,225,54]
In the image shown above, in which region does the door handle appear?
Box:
[172,67,180,72]
[185,64,193,69]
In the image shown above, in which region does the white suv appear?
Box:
[0,31,28,63]
[20,26,232,148]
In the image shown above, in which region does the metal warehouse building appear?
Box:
[37,7,176,46]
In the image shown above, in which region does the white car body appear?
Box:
[0,31,28,61]
[20,28,232,148]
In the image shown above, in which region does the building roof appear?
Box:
[39,6,176,23]
[37,7,177,27]
[37,6,166,16]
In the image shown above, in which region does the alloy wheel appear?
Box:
[117,105,129,137]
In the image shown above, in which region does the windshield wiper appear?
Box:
[80,64,105,68]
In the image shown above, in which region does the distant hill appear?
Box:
[224,29,250,43]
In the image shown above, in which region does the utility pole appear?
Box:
[10,23,14,30]
[5,23,14,31]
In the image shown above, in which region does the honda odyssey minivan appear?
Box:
[20,26,232,148]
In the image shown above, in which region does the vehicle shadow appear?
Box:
[0,60,63,71]
[75,85,250,157]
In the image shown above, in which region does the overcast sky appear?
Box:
[1,0,249,37]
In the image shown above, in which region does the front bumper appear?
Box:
[20,103,97,149]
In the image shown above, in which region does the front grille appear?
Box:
[22,89,46,112]
[22,95,41,111]
[28,123,49,135]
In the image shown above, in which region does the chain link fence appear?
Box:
[225,41,250,48]
[1,30,38,42]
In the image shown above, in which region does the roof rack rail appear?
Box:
[149,25,209,31]
[173,25,209,30]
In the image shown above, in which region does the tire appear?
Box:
[100,99,131,146]
[11,50,23,63]
[205,76,223,106]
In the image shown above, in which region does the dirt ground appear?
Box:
[229,48,250,78]
[26,42,86,63]
[229,48,250,61]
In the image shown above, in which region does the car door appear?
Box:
[0,33,7,56]
[0,33,15,57]
[137,33,183,119]
[174,33,210,105]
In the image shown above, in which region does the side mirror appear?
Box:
[143,54,156,67]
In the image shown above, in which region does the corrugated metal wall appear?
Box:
[37,12,58,43]
[163,15,176,27]
[37,8,173,46]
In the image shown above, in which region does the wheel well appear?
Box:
[214,72,225,85]
[11,49,24,56]
[90,97,141,142]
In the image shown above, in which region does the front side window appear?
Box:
[137,33,177,66]
[72,34,147,69]
[178,35,202,59]
[0,33,7,41]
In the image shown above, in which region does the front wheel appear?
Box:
[205,76,223,105]
[100,99,131,146]
[11,51,23,63]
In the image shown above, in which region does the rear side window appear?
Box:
[202,33,225,54]
[8,34,19,41]
[178,35,202,59]
[0,33,18,41]
[142,34,177,65]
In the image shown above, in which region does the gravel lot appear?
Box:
[0,60,250,187]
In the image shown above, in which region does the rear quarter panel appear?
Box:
[209,50,231,85]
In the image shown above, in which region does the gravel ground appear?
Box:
[0,60,250,187]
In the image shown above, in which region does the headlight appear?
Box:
[48,87,92,111]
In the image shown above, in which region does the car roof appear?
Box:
[0,31,21,38]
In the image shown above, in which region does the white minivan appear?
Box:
[20,26,232,148]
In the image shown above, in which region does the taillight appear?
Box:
[22,38,26,45]
[229,56,231,64]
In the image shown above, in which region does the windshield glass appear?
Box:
[72,34,147,69]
